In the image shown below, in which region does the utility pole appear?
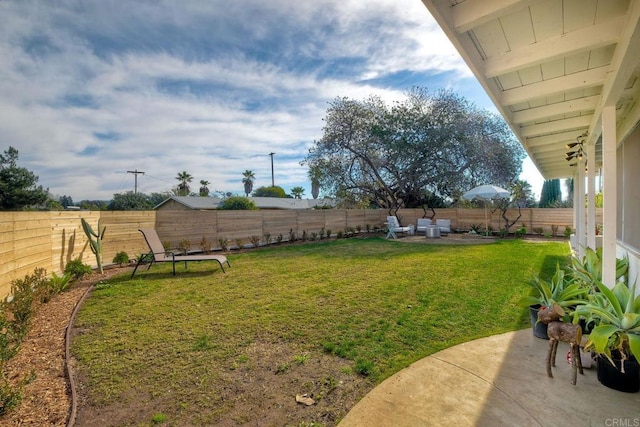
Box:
[268,152,275,187]
[127,169,145,194]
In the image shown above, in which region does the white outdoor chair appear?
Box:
[416,218,432,235]
[385,216,412,239]
[435,219,451,234]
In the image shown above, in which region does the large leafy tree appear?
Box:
[303,88,524,211]
[59,195,74,208]
[108,191,154,210]
[242,170,255,197]
[0,146,49,210]
[175,171,193,196]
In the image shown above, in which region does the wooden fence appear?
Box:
[0,208,597,298]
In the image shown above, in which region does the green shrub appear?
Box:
[219,196,258,210]
[112,251,130,265]
[0,370,34,416]
[252,186,286,198]
[178,239,191,254]
[249,235,260,247]
[7,268,47,335]
[218,237,229,252]
[64,258,92,279]
[49,272,72,294]
[564,225,573,238]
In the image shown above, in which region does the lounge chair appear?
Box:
[416,218,432,235]
[131,228,230,277]
[435,219,451,234]
[385,216,413,239]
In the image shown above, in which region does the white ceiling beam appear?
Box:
[525,130,585,148]
[500,66,608,106]
[519,115,592,138]
[484,18,623,78]
[452,0,535,34]
[529,144,570,154]
[588,0,640,143]
[511,96,599,123]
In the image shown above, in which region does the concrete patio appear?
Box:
[339,329,640,426]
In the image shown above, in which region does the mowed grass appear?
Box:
[72,237,569,421]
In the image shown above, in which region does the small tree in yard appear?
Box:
[0,147,49,210]
[493,197,522,236]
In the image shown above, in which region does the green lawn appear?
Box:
[72,237,569,425]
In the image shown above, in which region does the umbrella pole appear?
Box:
[484,203,488,236]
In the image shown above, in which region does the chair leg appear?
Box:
[131,253,151,277]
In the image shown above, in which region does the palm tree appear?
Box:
[290,186,305,199]
[510,179,534,207]
[175,171,193,196]
[242,170,255,196]
[199,180,210,197]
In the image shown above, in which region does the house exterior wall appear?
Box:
[617,124,640,288]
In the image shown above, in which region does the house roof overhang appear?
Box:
[421,0,640,180]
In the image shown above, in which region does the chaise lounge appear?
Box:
[131,228,230,277]
[385,216,414,239]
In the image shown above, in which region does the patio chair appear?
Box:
[131,228,230,277]
[385,216,413,239]
[435,219,451,235]
[416,218,432,235]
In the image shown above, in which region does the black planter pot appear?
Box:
[596,354,640,393]
[528,305,548,339]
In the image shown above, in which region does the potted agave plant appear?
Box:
[574,280,640,393]
[567,247,629,333]
[521,264,587,339]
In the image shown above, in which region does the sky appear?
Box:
[0,0,544,202]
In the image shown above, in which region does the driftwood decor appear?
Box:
[537,304,584,385]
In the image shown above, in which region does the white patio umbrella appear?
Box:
[462,185,511,236]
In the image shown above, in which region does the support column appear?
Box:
[587,142,596,250]
[602,105,617,288]
[575,158,586,257]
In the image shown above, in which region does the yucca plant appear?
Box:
[575,280,640,365]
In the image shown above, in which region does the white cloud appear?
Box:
[0,0,508,201]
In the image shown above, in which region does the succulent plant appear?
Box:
[81,218,106,273]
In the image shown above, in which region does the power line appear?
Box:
[127,169,145,194]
